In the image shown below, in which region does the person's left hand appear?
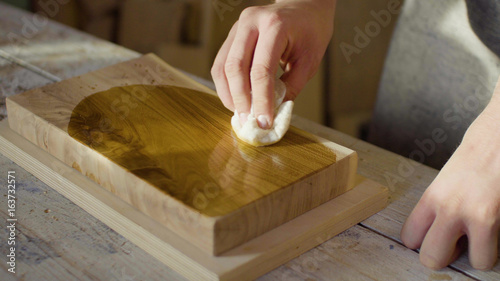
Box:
[401,96,500,270]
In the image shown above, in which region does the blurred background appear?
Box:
[2,0,401,139]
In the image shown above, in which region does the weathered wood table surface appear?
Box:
[0,3,498,281]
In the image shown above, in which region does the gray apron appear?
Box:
[368,0,500,169]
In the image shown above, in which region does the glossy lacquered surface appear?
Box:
[68,84,336,216]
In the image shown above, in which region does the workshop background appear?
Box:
[2,0,400,138]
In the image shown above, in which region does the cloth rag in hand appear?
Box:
[231,79,294,146]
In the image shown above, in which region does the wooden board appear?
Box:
[3,4,495,279]
[5,54,358,255]
[0,120,388,280]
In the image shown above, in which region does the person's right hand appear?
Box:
[211,0,336,129]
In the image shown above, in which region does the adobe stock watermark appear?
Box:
[340,0,402,64]
[382,78,492,191]
[192,182,221,211]
[212,0,243,21]
[6,170,17,274]
[107,64,174,122]
[7,0,71,50]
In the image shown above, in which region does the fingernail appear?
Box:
[257,115,270,129]
[239,113,248,126]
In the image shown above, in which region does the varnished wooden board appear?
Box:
[0,119,388,280]
[6,54,358,255]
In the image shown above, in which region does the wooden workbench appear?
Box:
[0,3,498,280]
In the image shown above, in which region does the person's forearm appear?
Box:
[275,0,337,15]
[275,0,336,4]
[482,76,500,121]
[468,76,500,131]
[462,76,500,148]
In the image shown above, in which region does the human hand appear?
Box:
[401,81,500,270]
[211,0,336,129]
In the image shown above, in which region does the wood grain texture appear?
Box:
[6,54,358,255]
[0,59,53,121]
[67,84,337,216]
[2,3,497,279]
[0,119,387,280]
[261,225,473,281]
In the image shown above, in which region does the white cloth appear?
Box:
[231,79,294,146]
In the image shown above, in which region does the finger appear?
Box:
[424,235,467,269]
[401,196,436,249]
[468,220,499,270]
[280,58,316,101]
[250,27,287,129]
[211,22,238,111]
[419,215,464,269]
[224,22,258,124]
